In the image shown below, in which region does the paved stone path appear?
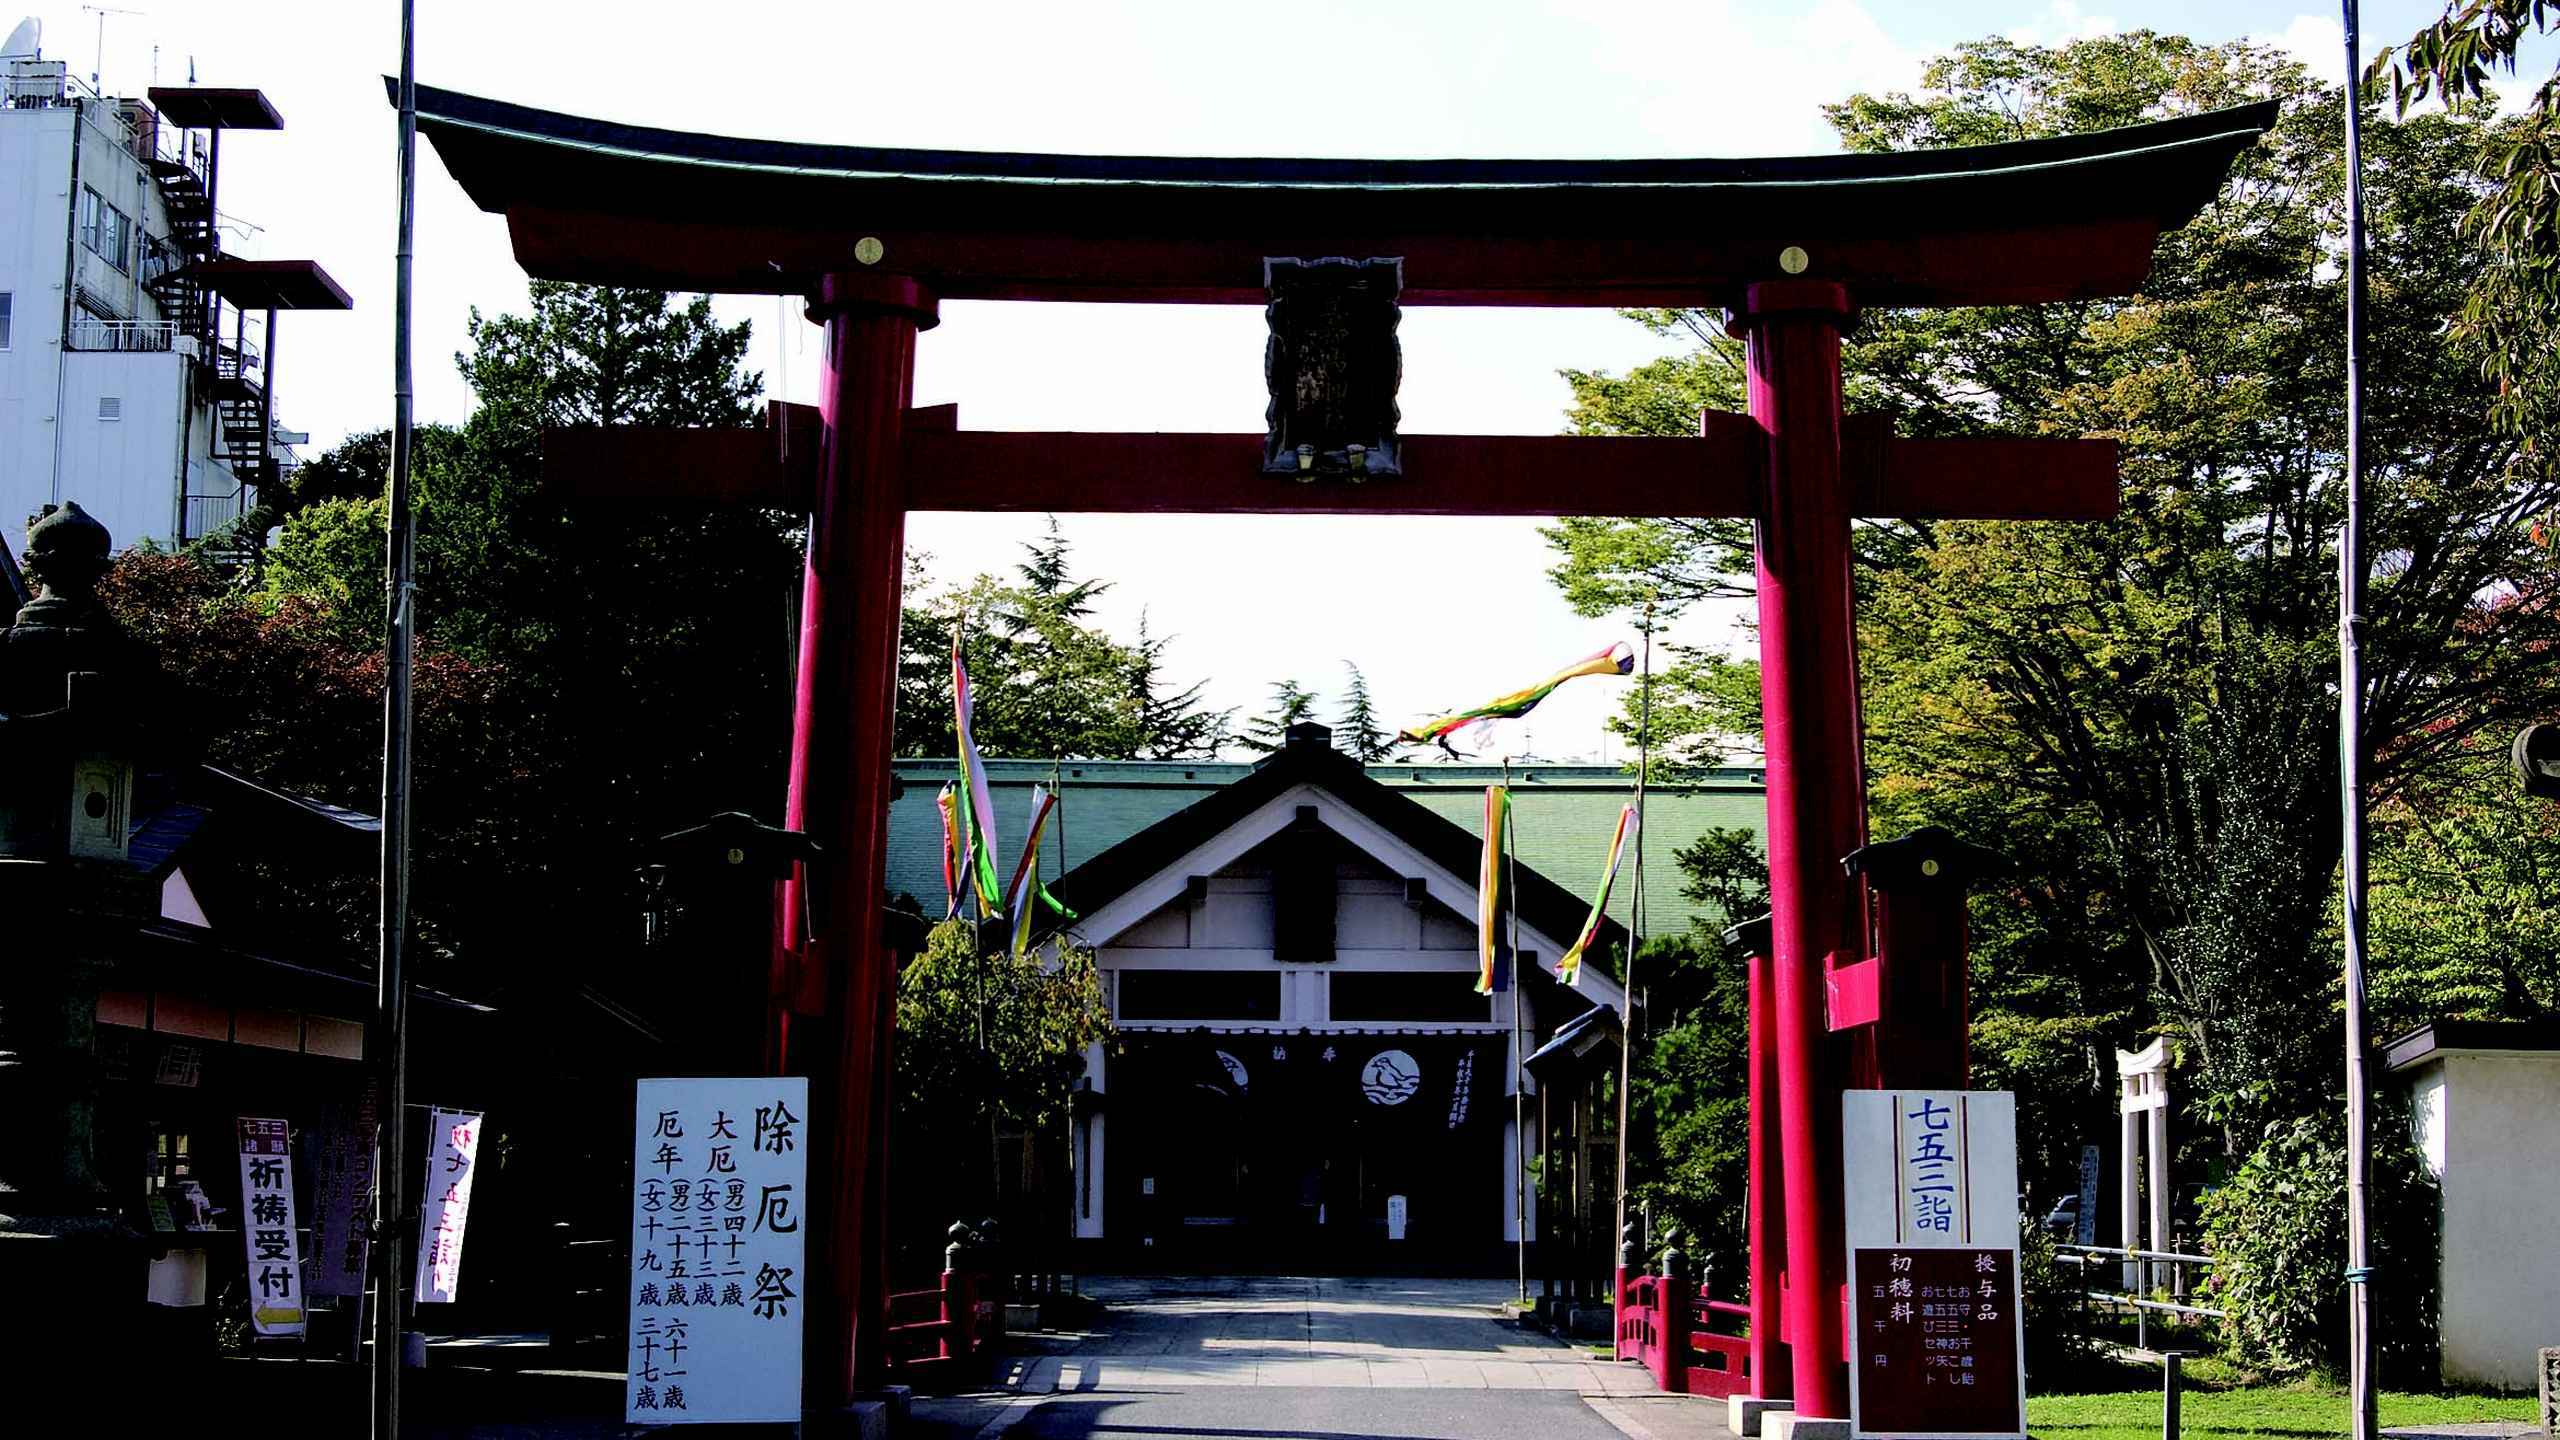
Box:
[996,1275,1662,1395]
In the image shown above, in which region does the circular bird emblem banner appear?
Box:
[1360,1049,1423,1106]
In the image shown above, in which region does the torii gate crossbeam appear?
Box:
[407,80,2275,1431]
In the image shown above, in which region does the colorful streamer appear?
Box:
[1400,642,1636,757]
[952,629,1005,911]
[936,783,962,921]
[1004,785,1078,955]
[1476,784,1511,996]
[1556,802,1639,988]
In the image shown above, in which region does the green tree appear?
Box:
[2373,2,2560,442]
[246,282,798,1000]
[1334,661,1396,762]
[1238,677,1319,753]
[1129,610,1229,761]
[896,531,1225,761]
[2367,732,2560,1034]
[893,920,1114,1233]
[1549,33,2560,1165]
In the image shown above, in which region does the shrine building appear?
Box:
[887,723,1763,1271]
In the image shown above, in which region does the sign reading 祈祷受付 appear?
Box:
[1842,1090,2026,1440]
[234,1117,305,1338]
[414,1108,483,1304]
[626,1077,808,1424]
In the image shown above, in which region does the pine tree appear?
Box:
[1335,661,1397,762]
[1010,514,1104,627]
[1130,609,1230,760]
[1239,678,1319,753]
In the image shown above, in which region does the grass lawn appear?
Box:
[2028,1383,2537,1438]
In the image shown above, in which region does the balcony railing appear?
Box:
[67,319,177,353]
[184,488,247,543]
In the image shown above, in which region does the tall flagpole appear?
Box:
[2338,5,2378,1438]
[1505,755,1527,1302]
[372,1,419,1434]
[1613,606,1652,1278]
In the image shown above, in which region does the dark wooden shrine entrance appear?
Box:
[408,82,2275,1427]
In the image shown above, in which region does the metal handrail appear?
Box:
[2057,1243,2213,1266]
[66,318,176,352]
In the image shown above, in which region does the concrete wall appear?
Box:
[0,95,216,550]
[58,348,183,544]
[0,104,74,531]
[2434,1052,2560,1390]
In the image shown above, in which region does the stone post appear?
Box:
[0,502,158,1418]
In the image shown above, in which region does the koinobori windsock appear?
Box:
[1400,642,1635,755]
[1003,785,1077,954]
[936,782,962,921]
[951,630,1005,911]
[1556,801,1638,988]
[1476,784,1512,996]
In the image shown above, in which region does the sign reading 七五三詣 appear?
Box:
[1842,1090,2027,1440]
[234,1117,305,1338]
[414,1107,484,1304]
[626,1077,808,1424]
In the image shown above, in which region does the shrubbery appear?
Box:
[2200,1111,2438,1378]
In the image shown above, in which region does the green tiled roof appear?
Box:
[889,749,1764,946]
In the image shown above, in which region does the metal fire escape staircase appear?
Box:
[141,87,350,552]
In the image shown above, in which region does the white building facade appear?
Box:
[2,26,344,554]
[1031,724,1631,1272]
[2386,1020,2560,1391]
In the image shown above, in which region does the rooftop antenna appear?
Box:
[1,18,40,61]
[79,5,143,91]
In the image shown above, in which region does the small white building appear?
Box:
[1,21,346,552]
[2384,1020,2560,1391]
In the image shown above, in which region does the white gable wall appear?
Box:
[1070,781,1612,1246]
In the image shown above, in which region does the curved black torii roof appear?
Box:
[401,81,2278,308]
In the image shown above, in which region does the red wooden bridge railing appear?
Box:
[1616,1255,1753,1399]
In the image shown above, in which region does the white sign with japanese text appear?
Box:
[1843,1090,2026,1440]
[414,1108,484,1304]
[626,1077,808,1424]
[235,1116,305,1337]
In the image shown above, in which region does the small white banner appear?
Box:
[626,1077,809,1424]
[235,1117,305,1337]
[414,1108,484,1304]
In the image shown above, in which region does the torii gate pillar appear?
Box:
[779,273,938,1410]
[1733,280,1862,1427]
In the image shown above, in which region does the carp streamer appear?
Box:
[1399,642,1635,758]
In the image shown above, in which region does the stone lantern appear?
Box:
[0,500,157,1372]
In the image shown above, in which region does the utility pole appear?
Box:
[372,2,419,1435]
[2338,6,2379,1440]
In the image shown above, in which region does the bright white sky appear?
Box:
[22,0,2525,759]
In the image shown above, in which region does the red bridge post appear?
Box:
[1734,279,1862,1427]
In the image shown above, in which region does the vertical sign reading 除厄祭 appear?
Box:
[1842,1090,2027,1440]
[235,1117,305,1337]
[414,1108,484,1304]
[626,1077,808,1424]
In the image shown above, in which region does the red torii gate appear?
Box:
[408,83,2274,1430]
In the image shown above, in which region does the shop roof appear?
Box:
[2382,1019,2560,1072]
[147,86,284,130]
